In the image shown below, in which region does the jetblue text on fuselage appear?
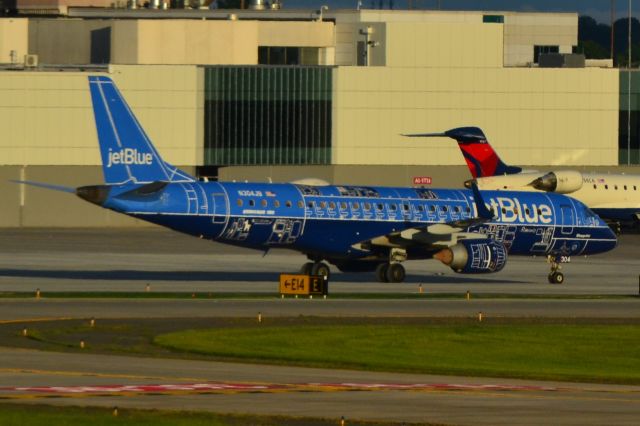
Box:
[107,148,153,168]
[486,197,552,224]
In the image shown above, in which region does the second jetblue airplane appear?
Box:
[25,77,617,285]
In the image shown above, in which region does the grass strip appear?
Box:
[155,323,640,384]
[0,403,422,426]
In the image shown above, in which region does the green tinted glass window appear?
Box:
[204,66,333,165]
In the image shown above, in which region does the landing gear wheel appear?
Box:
[311,262,331,279]
[300,262,314,275]
[386,263,406,283]
[546,255,565,285]
[548,271,564,284]
[375,263,389,283]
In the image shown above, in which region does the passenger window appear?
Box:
[308,201,315,208]
[624,185,628,190]
[261,199,267,207]
[376,203,383,211]
[442,206,448,213]
[390,204,397,211]
[402,204,409,211]
[237,199,243,207]
[286,201,292,207]
[329,201,336,209]
[249,200,255,207]
[453,206,460,213]
[320,201,327,209]
[364,202,371,211]
[465,206,471,213]
[605,185,609,190]
[417,205,424,212]
[352,202,360,210]
[297,201,304,208]
[340,202,347,210]
[615,185,618,190]
[274,200,280,208]
[593,184,597,189]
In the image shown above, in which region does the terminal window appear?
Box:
[482,15,504,23]
[258,47,321,66]
[534,45,559,63]
[204,66,333,165]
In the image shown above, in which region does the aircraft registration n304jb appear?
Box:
[17,77,618,285]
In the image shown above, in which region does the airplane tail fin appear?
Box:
[403,127,522,178]
[88,76,195,185]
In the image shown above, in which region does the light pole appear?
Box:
[628,0,632,165]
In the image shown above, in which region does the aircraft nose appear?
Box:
[76,185,111,206]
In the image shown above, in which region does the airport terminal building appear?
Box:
[0,8,634,226]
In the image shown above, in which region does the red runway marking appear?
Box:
[0,382,561,395]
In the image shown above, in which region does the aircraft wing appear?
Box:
[353,182,494,251]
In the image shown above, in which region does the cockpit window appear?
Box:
[583,206,599,219]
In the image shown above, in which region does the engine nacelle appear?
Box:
[434,240,507,274]
[530,171,583,194]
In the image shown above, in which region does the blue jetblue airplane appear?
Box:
[19,77,618,284]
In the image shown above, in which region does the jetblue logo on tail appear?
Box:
[107,148,153,168]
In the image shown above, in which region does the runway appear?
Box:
[0,228,639,425]
[0,228,638,295]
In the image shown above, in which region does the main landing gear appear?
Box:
[300,261,331,279]
[375,248,408,283]
[547,255,564,284]
[375,262,406,283]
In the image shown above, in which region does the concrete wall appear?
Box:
[29,19,113,65]
[27,19,334,66]
[385,22,502,67]
[0,18,28,64]
[0,65,202,167]
[504,13,577,66]
[218,164,640,188]
[332,66,619,166]
[218,164,471,188]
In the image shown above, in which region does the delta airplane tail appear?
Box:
[88,76,195,185]
[404,127,522,178]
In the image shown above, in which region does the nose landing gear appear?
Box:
[547,255,565,284]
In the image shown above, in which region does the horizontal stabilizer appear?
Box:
[11,180,75,194]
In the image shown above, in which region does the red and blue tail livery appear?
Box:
[15,78,617,285]
[404,127,522,178]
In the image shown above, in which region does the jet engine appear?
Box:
[433,240,507,274]
[529,171,583,194]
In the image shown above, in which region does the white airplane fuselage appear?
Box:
[476,172,640,222]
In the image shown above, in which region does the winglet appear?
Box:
[469,180,494,220]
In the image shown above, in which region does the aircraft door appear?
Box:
[211,192,229,225]
[560,204,574,235]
